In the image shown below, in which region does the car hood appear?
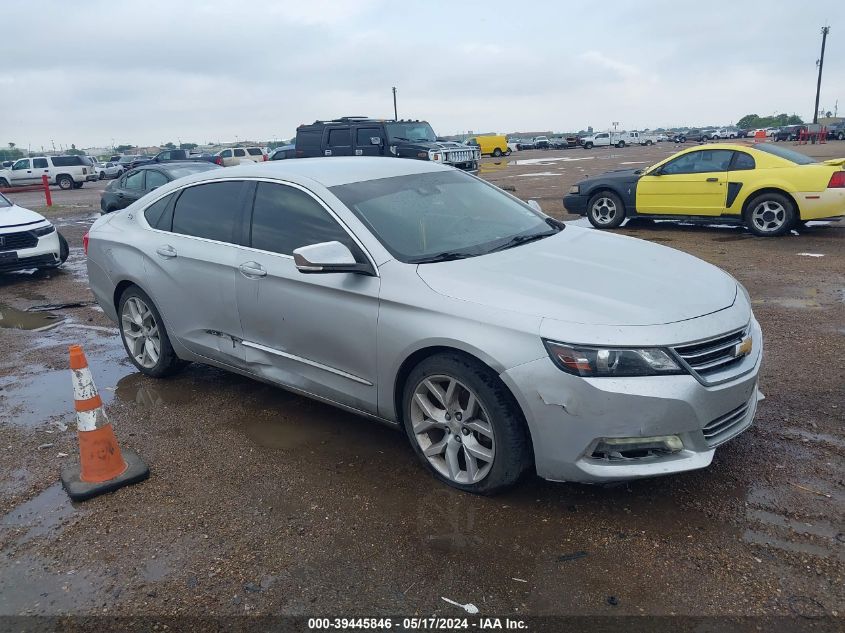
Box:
[416,227,737,326]
[0,204,48,229]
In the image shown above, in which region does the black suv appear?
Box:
[295,117,480,172]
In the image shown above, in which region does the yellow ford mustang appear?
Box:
[563,143,845,236]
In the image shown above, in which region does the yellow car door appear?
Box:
[636,148,733,216]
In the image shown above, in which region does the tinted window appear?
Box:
[296,130,321,149]
[221,149,232,158]
[32,158,48,168]
[172,181,243,243]
[755,144,815,165]
[158,151,171,161]
[51,156,82,167]
[234,149,246,157]
[356,128,382,146]
[328,128,352,147]
[146,170,168,189]
[123,170,145,190]
[143,194,173,230]
[660,149,733,175]
[250,182,359,257]
[731,152,755,171]
[247,148,262,156]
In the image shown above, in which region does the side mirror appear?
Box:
[293,241,373,275]
[526,200,542,212]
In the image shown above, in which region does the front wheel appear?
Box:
[587,191,626,229]
[0,178,9,188]
[402,353,530,495]
[493,148,502,157]
[118,286,188,378]
[616,141,625,148]
[584,142,593,149]
[99,171,105,180]
[745,192,796,237]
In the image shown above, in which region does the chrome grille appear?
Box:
[0,231,38,252]
[445,150,473,164]
[673,327,747,379]
[702,401,751,447]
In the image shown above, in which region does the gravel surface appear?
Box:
[0,143,842,620]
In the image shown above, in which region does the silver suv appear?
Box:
[86,158,762,494]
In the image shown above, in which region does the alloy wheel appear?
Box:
[750,200,787,233]
[121,297,161,369]
[591,197,617,225]
[410,375,495,484]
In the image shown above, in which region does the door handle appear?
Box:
[706,177,719,182]
[156,245,177,258]
[239,262,267,278]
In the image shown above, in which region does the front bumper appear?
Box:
[563,193,589,215]
[500,318,763,483]
[0,230,61,272]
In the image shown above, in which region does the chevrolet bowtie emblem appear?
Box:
[734,336,753,358]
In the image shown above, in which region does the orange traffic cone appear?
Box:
[60,344,149,501]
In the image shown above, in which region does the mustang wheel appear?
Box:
[402,353,530,495]
[587,191,626,229]
[119,286,187,377]
[746,193,796,237]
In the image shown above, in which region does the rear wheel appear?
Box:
[57,175,73,190]
[98,171,105,180]
[745,192,796,237]
[616,141,625,148]
[118,286,188,378]
[493,148,502,157]
[587,191,626,229]
[402,353,530,495]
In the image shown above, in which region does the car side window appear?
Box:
[221,149,232,158]
[12,159,30,170]
[328,128,352,147]
[730,152,755,171]
[234,149,246,157]
[247,148,262,156]
[146,170,168,190]
[172,181,243,243]
[32,158,48,169]
[660,150,733,175]
[250,182,361,258]
[143,194,174,230]
[124,170,145,190]
[355,127,382,146]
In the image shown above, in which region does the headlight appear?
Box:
[428,150,442,162]
[32,224,56,237]
[569,185,580,194]
[543,340,685,377]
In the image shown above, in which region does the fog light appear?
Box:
[592,435,683,460]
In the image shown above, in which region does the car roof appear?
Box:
[179,157,448,188]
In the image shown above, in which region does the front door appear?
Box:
[143,180,250,367]
[235,181,380,413]
[9,159,35,186]
[636,149,732,216]
[324,127,354,157]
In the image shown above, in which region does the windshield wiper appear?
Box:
[488,230,558,253]
[410,250,477,264]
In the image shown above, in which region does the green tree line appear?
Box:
[736,113,803,129]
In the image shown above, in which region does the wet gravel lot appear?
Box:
[0,143,843,622]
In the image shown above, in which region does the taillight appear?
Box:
[263,154,268,161]
[214,157,223,165]
[83,232,89,255]
[827,171,845,188]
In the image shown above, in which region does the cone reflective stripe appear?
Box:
[61,344,149,501]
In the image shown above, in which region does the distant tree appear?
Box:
[179,142,198,150]
[116,144,135,152]
[0,148,23,161]
[736,114,760,129]
[736,113,803,129]
[65,143,85,156]
[786,115,804,125]
[163,141,176,149]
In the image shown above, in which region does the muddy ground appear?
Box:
[0,142,843,623]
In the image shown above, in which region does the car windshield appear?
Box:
[330,170,560,264]
[385,122,437,143]
[756,143,816,165]
[0,192,11,208]
[163,163,221,178]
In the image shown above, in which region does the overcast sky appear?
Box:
[2,0,841,150]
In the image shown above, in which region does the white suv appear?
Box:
[213,147,267,167]
[0,155,99,190]
[0,192,68,272]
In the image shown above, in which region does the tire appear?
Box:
[584,142,593,149]
[616,141,625,148]
[493,148,502,157]
[57,175,73,190]
[838,132,844,141]
[117,169,124,177]
[587,191,626,229]
[679,136,686,143]
[645,140,653,146]
[401,352,530,495]
[745,192,796,237]
[99,171,105,180]
[0,178,9,188]
[118,286,188,378]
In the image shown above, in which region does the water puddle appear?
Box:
[752,297,821,309]
[0,483,81,546]
[114,373,196,408]
[0,304,64,331]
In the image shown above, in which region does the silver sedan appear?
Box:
[86,158,762,494]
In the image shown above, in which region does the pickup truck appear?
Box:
[580,131,658,149]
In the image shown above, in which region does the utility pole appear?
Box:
[813,26,830,124]
[392,87,398,121]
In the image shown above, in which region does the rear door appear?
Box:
[234,180,380,412]
[324,127,354,157]
[118,170,147,208]
[144,180,250,367]
[233,148,248,164]
[354,126,384,156]
[636,149,732,216]
[31,158,50,184]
